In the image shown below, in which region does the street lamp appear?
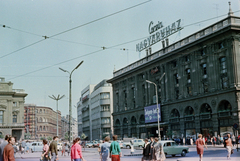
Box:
[146,72,165,140]
[59,61,84,143]
[49,94,65,137]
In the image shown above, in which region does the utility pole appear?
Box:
[49,94,65,137]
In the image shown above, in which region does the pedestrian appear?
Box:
[154,140,165,161]
[100,136,111,161]
[142,138,150,161]
[41,139,50,161]
[3,136,15,161]
[109,135,121,161]
[62,143,66,156]
[151,137,158,161]
[71,137,83,161]
[130,140,134,154]
[225,133,233,160]
[0,135,10,161]
[182,137,185,145]
[190,137,193,146]
[49,136,58,161]
[21,139,26,154]
[65,143,70,156]
[195,134,207,161]
[149,137,154,161]
[232,135,236,146]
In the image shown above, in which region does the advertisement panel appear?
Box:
[144,104,161,123]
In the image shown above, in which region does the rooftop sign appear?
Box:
[136,19,183,52]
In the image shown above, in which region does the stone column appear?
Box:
[212,113,218,136]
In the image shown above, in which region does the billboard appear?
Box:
[144,104,161,123]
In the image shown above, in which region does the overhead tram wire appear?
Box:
[7,10,240,80]
[1,8,239,59]
[0,0,152,59]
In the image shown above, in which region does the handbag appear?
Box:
[231,149,234,154]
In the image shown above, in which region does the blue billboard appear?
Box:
[144,104,161,123]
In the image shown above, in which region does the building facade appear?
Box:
[77,80,113,141]
[61,116,69,141]
[0,77,27,141]
[108,13,240,140]
[24,104,62,140]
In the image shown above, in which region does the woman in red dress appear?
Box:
[195,134,208,161]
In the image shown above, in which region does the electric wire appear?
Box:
[0,0,152,59]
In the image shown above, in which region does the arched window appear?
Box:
[170,109,180,118]
[139,115,145,124]
[218,100,231,112]
[40,109,42,113]
[40,126,42,131]
[43,126,45,131]
[131,116,137,125]
[39,117,42,122]
[115,119,120,126]
[123,118,128,126]
[200,103,212,114]
[13,115,17,123]
[184,106,194,116]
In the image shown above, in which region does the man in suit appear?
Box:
[0,135,10,161]
[3,136,15,161]
[49,136,58,161]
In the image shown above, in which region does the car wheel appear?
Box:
[126,145,130,149]
[181,150,186,157]
[31,149,33,153]
[139,145,143,148]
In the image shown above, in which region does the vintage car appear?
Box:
[26,142,43,153]
[159,140,189,157]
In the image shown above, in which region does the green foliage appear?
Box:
[47,136,52,141]
[81,133,86,140]
[40,137,45,140]
[0,134,4,139]
[64,133,69,140]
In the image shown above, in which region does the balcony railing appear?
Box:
[184,116,195,121]
[218,111,231,117]
[169,117,180,123]
[200,113,211,120]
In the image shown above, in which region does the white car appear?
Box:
[57,143,62,151]
[26,142,43,153]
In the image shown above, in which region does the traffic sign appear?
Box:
[233,123,238,129]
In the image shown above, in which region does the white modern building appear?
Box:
[77,80,113,141]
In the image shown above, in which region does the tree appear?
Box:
[81,133,86,140]
[64,132,69,141]
[40,137,45,140]
[47,136,52,141]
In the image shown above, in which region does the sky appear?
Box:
[1,0,240,118]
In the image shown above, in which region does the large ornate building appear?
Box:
[24,104,62,140]
[108,10,240,139]
[0,77,27,141]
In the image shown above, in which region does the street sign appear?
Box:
[233,123,238,129]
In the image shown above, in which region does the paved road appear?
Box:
[15,145,240,161]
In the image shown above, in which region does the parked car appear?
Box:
[57,143,62,151]
[132,139,145,148]
[26,142,43,153]
[86,142,94,148]
[93,141,100,148]
[160,140,189,157]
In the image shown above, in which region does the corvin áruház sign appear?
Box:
[144,104,161,123]
[136,19,182,52]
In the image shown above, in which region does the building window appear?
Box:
[0,111,3,124]
[202,63,207,75]
[218,42,224,49]
[185,55,190,62]
[100,93,110,99]
[175,88,179,99]
[187,86,192,96]
[101,105,110,111]
[186,69,191,83]
[101,117,110,124]
[142,84,146,106]
[203,82,208,93]
[201,49,206,56]
[174,73,179,85]
[13,102,17,107]
[13,115,17,123]
[40,109,42,113]
[220,57,228,89]
[173,60,178,68]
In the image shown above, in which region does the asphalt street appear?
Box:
[15,145,240,161]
